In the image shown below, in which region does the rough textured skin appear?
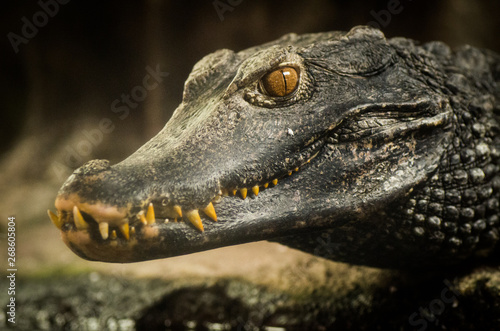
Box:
[51,26,500,268]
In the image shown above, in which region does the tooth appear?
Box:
[202,202,217,222]
[173,205,183,218]
[186,209,204,232]
[119,222,130,240]
[110,230,117,239]
[73,206,88,230]
[131,226,136,235]
[99,222,109,240]
[48,210,62,229]
[264,183,269,188]
[288,171,293,176]
[252,186,259,196]
[272,179,278,185]
[146,203,155,224]
[140,214,147,225]
[294,167,299,172]
[240,188,248,199]
[232,189,237,195]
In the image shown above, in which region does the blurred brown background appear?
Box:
[0,0,499,280]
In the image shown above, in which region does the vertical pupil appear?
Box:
[261,66,298,97]
[282,70,288,93]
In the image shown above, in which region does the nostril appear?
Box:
[74,159,111,176]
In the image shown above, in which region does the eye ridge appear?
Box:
[260,66,299,98]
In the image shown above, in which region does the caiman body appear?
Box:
[50,26,500,268]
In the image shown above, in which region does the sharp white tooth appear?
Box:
[48,210,62,229]
[99,222,109,240]
[240,188,248,199]
[173,205,183,218]
[252,186,259,196]
[202,202,217,222]
[73,206,88,230]
[146,203,155,224]
[186,209,204,232]
[119,222,130,240]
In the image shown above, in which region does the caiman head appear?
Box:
[50,26,500,268]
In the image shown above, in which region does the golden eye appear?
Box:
[259,66,299,97]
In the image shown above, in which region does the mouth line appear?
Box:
[49,136,325,241]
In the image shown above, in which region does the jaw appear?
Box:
[51,159,330,263]
[50,114,329,262]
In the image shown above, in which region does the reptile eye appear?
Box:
[259,66,299,97]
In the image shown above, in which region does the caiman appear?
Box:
[49,26,500,268]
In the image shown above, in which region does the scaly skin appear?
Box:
[49,26,500,268]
